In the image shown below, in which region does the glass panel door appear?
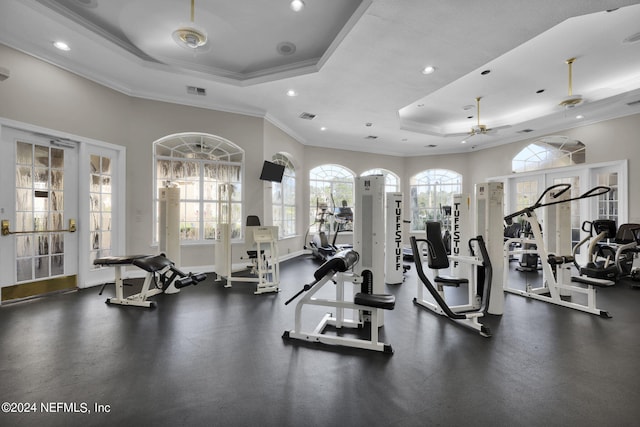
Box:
[0,127,78,301]
[89,154,113,266]
[80,144,124,288]
[15,141,68,281]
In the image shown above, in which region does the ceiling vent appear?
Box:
[299,112,316,120]
[626,99,640,106]
[517,129,535,133]
[187,86,206,96]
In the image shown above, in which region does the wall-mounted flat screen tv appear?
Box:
[259,160,285,182]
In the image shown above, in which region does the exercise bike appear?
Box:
[572,219,640,281]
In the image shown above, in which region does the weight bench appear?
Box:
[94,255,152,296]
[283,250,396,353]
[95,254,206,308]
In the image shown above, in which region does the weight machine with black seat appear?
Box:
[284,175,396,353]
[282,249,395,353]
[410,221,493,337]
[503,183,613,317]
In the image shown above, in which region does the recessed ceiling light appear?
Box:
[536,89,545,94]
[320,127,327,131]
[290,0,304,12]
[480,69,491,75]
[365,122,373,127]
[53,41,70,51]
[421,65,436,75]
[417,104,425,108]
[461,140,467,144]
[286,90,297,97]
[462,104,474,111]
[277,41,296,56]
[576,115,584,119]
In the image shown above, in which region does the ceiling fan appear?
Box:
[172,0,208,49]
[446,97,509,141]
[468,97,493,136]
[558,57,583,108]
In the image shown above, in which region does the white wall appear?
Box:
[2,43,639,275]
[465,113,640,219]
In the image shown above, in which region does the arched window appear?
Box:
[361,168,400,193]
[512,136,585,173]
[309,164,355,231]
[271,153,296,238]
[154,133,244,243]
[410,169,462,231]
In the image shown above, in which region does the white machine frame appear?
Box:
[214,183,280,294]
[224,225,280,294]
[475,182,505,315]
[411,234,492,337]
[283,176,394,353]
[503,184,612,317]
[284,269,393,353]
[106,263,171,308]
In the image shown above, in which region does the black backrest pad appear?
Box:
[133,254,173,272]
[616,223,640,244]
[425,221,450,270]
[592,219,617,238]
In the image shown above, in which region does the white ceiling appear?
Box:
[1,0,640,157]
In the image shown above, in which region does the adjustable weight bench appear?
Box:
[94,254,206,308]
[94,255,152,297]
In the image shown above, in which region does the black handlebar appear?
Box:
[504,184,610,222]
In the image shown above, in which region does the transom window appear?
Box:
[271,153,296,238]
[512,136,585,173]
[154,133,244,243]
[410,169,462,231]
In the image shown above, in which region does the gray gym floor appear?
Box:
[1,255,639,427]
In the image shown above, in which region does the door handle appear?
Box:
[1,219,76,236]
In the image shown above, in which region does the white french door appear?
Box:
[0,120,126,302]
[79,143,125,287]
[0,127,79,300]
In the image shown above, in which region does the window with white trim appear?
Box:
[154,133,244,243]
[512,136,585,173]
[271,153,296,238]
[309,164,355,233]
[410,169,462,231]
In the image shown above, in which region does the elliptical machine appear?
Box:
[305,198,353,261]
[305,198,335,261]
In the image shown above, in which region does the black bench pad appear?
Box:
[435,275,468,287]
[133,255,174,273]
[571,276,615,287]
[93,255,153,266]
[354,293,396,310]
